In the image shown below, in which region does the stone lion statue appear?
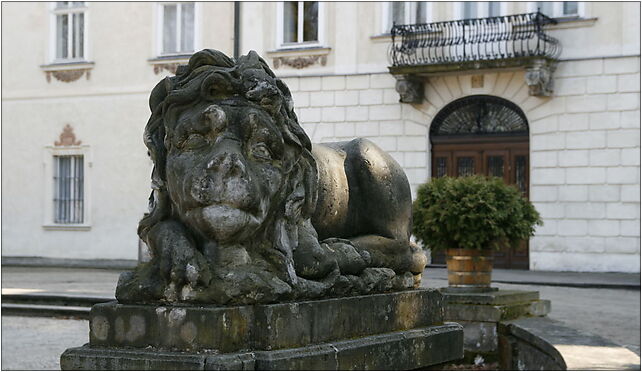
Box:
[116,49,426,305]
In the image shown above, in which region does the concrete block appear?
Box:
[559,185,588,201]
[531,168,565,185]
[588,220,620,237]
[531,236,564,252]
[565,202,605,219]
[617,73,641,93]
[310,91,334,107]
[405,168,429,185]
[281,77,300,91]
[621,148,641,165]
[404,152,427,167]
[566,167,606,184]
[370,74,396,89]
[379,121,402,135]
[566,95,607,113]
[292,92,309,108]
[321,107,345,123]
[359,90,383,105]
[398,136,427,151]
[369,105,401,120]
[298,107,321,123]
[604,57,640,74]
[607,93,640,111]
[334,91,359,106]
[300,77,321,91]
[589,112,620,130]
[557,219,588,236]
[528,98,566,121]
[532,134,565,151]
[533,203,564,218]
[346,106,368,122]
[531,116,558,134]
[370,136,396,152]
[588,185,620,202]
[530,186,558,202]
[563,236,606,253]
[607,129,640,148]
[404,122,428,135]
[559,150,589,166]
[565,130,606,149]
[559,114,589,131]
[589,149,620,166]
[346,75,370,89]
[402,105,429,124]
[620,185,641,202]
[605,237,640,254]
[531,151,558,167]
[620,110,640,128]
[606,202,640,219]
[535,219,557,235]
[586,75,617,94]
[556,77,586,95]
[458,321,497,353]
[355,122,379,136]
[321,76,346,91]
[556,59,603,77]
[620,220,641,237]
[383,89,400,104]
[334,121,354,137]
[606,166,640,184]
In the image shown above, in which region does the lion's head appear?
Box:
[140,50,318,274]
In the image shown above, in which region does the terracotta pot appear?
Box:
[446,248,493,288]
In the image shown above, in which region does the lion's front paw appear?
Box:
[322,239,370,275]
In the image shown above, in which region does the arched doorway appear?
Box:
[430,95,530,269]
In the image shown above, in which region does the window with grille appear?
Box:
[160,2,196,55]
[53,155,84,224]
[53,1,86,61]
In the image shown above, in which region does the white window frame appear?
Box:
[454,2,508,20]
[528,2,585,18]
[381,2,433,34]
[156,2,201,57]
[48,2,89,63]
[43,145,92,230]
[276,1,325,49]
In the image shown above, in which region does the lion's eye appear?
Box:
[181,133,208,150]
[251,143,273,160]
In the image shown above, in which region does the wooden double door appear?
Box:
[431,137,530,269]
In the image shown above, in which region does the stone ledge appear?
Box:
[442,290,541,306]
[61,323,464,370]
[89,289,444,353]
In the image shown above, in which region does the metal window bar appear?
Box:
[390,11,560,67]
[53,155,84,224]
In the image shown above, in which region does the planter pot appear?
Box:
[446,248,493,290]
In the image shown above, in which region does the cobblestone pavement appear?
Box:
[1,316,88,370]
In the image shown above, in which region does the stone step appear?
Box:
[2,292,113,307]
[2,303,91,319]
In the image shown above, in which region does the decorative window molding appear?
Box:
[43,125,92,230]
[276,2,326,50]
[381,2,433,34]
[40,61,94,83]
[266,46,331,70]
[156,2,201,57]
[147,55,192,75]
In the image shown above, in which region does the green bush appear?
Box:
[412,175,542,251]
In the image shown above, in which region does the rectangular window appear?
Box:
[282,1,319,45]
[53,2,85,61]
[161,2,195,55]
[53,155,84,224]
[536,1,580,17]
[463,2,477,18]
[384,2,430,32]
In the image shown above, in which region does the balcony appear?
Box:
[388,12,562,102]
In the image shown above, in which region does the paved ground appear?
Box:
[1,266,640,370]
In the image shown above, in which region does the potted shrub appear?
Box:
[412,176,542,291]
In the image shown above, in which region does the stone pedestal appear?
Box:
[61,289,464,370]
[441,289,550,362]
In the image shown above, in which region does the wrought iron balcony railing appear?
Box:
[389,11,560,68]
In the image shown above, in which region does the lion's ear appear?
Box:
[201,71,237,101]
